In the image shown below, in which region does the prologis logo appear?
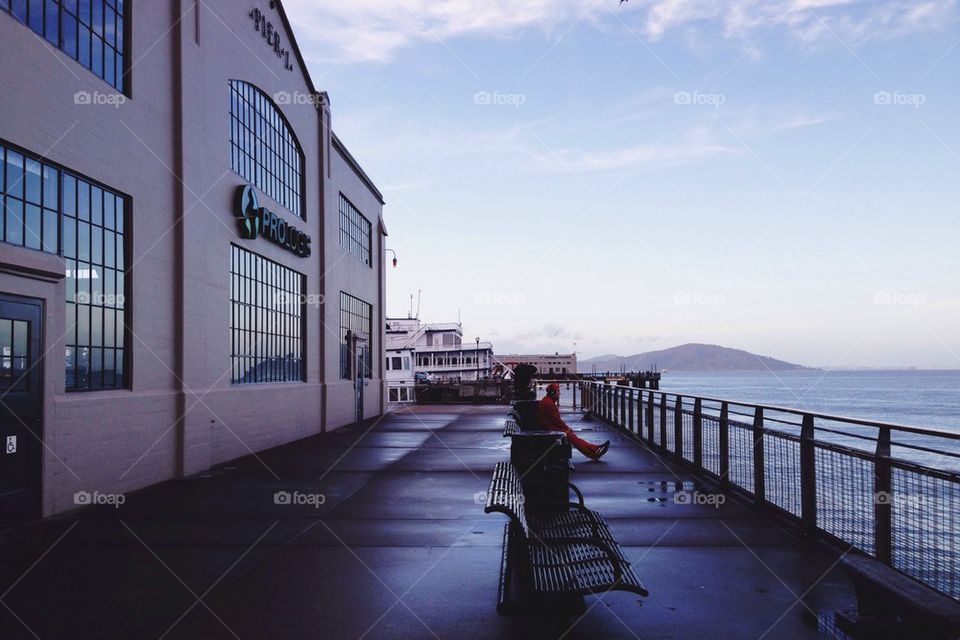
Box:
[234,184,311,257]
[236,183,263,240]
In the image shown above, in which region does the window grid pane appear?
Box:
[230,244,305,384]
[2,0,126,92]
[1,138,127,392]
[229,80,304,218]
[339,292,373,379]
[338,194,371,267]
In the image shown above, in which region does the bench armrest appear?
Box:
[568,481,585,508]
[534,536,623,583]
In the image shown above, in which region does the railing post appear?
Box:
[693,398,703,469]
[875,427,892,564]
[753,407,765,504]
[659,392,668,453]
[800,414,817,536]
[616,387,622,426]
[572,382,578,410]
[674,396,683,457]
[613,387,619,425]
[620,387,630,431]
[628,389,635,435]
[719,402,729,487]
[646,391,655,443]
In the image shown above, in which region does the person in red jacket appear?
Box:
[537,383,610,460]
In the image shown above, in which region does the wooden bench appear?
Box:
[837,554,960,639]
[484,461,647,615]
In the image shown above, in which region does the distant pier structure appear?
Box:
[538,371,661,390]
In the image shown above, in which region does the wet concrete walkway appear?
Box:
[0,405,855,639]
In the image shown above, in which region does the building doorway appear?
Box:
[0,294,43,525]
[347,331,368,423]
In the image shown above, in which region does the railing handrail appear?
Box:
[579,380,960,441]
[574,379,960,601]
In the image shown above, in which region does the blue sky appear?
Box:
[284,0,960,368]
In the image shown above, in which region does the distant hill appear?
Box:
[579,343,811,373]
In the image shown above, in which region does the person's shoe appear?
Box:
[591,440,610,460]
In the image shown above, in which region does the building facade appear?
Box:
[0,0,386,522]
[385,318,493,402]
[496,353,578,376]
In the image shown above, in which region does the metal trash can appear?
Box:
[509,431,571,514]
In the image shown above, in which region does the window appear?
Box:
[229,80,303,217]
[0,141,128,391]
[338,194,371,266]
[340,292,372,379]
[391,356,401,370]
[230,245,304,383]
[402,357,410,370]
[389,388,399,402]
[2,0,126,92]
[0,320,29,392]
[2,145,59,253]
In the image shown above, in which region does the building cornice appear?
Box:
[332,132,385,205]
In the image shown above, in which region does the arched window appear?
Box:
[229,80,304,218]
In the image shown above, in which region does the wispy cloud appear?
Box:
[530,136,740,173]
[283,0,604,63]
[638,0,958,44]
[281,0,958,63]
[335,92,836,183]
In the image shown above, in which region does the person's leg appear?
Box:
[568,432,601,459]
[547,425,600,458]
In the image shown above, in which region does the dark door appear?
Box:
[0,294,43,524]
[354,344,366,422]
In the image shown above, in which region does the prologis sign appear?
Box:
[235,184,311,258]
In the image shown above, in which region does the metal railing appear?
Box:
[578,380,960,600]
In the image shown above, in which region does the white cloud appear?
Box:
[280,0,958,63]
[282,0,604,63]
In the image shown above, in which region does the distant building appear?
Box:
[497,353,578,376]
[385,318,494,403]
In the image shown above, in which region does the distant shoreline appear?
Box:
[655,368,960,373]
